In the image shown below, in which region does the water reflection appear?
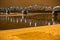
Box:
[0,16,59,30]
[0,16,42,23]
[29,21,32,26]
[0,16,58,25]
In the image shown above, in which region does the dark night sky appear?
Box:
[0,0,60,8]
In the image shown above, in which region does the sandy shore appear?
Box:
[0,24,60,40]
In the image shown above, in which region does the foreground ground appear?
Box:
[0,24,60,40]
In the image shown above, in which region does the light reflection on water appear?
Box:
[0,16,59,30]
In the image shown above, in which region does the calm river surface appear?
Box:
[0,13,60,30]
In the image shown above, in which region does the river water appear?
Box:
[0,13,60,30]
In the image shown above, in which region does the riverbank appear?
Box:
[0,24,60,40]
